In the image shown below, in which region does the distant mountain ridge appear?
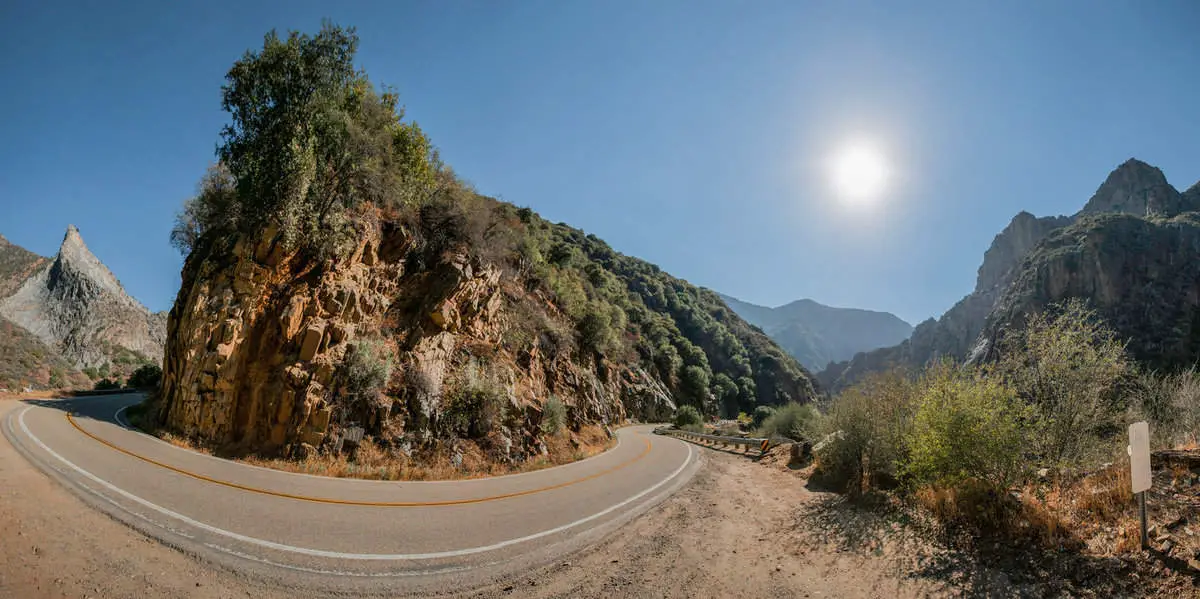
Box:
[819,158,1200,391]
[0,226,166,389]
[719,294,913,371]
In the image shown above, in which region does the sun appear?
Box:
[830,142,890,204]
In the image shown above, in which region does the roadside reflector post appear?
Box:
[1128,421,1152,549]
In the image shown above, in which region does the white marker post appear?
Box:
[1128,421,1152,549]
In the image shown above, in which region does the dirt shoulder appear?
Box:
[0,401,295,599]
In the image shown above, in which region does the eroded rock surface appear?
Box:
[158,224,676,456]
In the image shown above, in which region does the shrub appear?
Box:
[340,339,394,405]
[127,364,163,391]
[992,299,1132,471]
[542,395,566,436]
[902,366,1030,490]
[674,405,703,428]
[1131,368,1200,448]
[442,361,507,439]
[751,405,776,429]
[757,402,820,442]
[94,378,121,391]
[816,368,918,495]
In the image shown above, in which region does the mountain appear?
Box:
[819,158,1200,391]
[0,226,166,387]
[972,211,1200,368]
[719,294,912,370]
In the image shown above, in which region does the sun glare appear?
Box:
[830,142,890,204]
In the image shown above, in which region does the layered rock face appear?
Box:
[819,158,1200,391]
[158,224,676,455]
[973,213,1200,367]
[0,226,166,369]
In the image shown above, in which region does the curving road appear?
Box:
[2,394,701,594]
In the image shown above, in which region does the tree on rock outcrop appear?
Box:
[172,21,438,258]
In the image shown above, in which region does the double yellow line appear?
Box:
[66,413,650,507]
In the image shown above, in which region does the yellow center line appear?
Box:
[65,412,652,507]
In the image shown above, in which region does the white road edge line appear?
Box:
[18,406,694,561]
[111,404,626,484]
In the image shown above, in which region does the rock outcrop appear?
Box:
[0,226,166,369]
[819,211,1073,390]
[819,159,1199,392]
[158,223,681,455]
[972,212,1200,367]
[1076,158,1192,217]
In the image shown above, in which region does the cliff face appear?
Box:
[818,211,1073,390]
[0,226,165,369]
[158,220,695,456]
[973,213,1200,368]
[819,158,1195,392]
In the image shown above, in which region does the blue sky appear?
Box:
[2,1,1198,324]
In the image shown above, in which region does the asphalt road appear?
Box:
[2,394,701,595]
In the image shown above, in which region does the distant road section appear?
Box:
[3,394,700,594]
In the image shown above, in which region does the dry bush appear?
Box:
[815,368,918,495]
[914,481,1017,537]
[1010,465,1133,551]
[992,299,1132,472]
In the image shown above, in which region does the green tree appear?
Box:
[674,405,703,428]
[757,402,820,441]
[94,378,120,391]
[752,405,776,429]
[174,22,437,257]
[679,365,712,411]
[127,364,163,390]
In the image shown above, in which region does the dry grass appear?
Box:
[907,465,1138,555]
[231,425,614,482]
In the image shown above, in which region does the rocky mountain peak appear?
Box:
[1077,158,1183,217]
[56,225,130,301]
[0,225,165,368]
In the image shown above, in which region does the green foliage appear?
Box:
[94,378,121,391]
[173,21,438,258]
[752,405,776,429]
[340,339,394,404]
[127,364,163,391]
[674,405,703,428]
[757,402,821,442]
[817,369,919,494]
[442,361,507,439]
[902,366,1030,489]
[992,299,1131,471]
[542,395,566,436]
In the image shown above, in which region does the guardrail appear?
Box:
[656,427,771,454]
